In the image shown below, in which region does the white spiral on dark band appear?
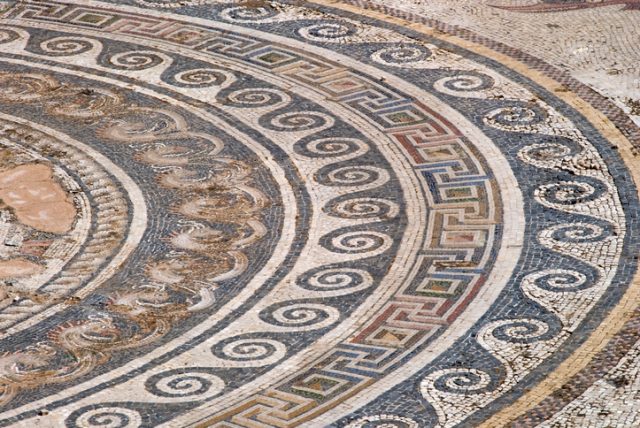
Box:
[40,36,97,56]
[173,68,229,87]
[484,105,546,132]
[327,231,392,254]
[145,370,224,402]
[216,338,286,362]
[541,222,608,243]
[108,51,165,70]
[260,302,340,330]
[266,111,333,132]
[321,166,390,188]
[433,73,495,96]
[296,137,369,159]
[220,6,279,22]
[298,23,357,42]
[226,88,289,107]
[297,267,374,296]
[425,368,493,394]
[523,269,589,292]
[371,45,431,67]
[327,198,399,220]
[487,318,551,343]
[536,181,599,205]
[518,142,573,167]
[72,406,142,428]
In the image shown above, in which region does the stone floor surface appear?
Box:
[0,0,638,427]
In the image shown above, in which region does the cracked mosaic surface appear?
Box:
[0,0,638,427]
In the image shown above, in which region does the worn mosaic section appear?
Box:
[0,0,637,427]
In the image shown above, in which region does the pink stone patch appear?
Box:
[0,163,76,234]
[0,258,44,279]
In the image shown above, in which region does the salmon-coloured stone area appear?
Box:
[0,1,638,427]
[0,258,43,279]
[0,163,76,234]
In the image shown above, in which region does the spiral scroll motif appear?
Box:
[294,137,369,159]
[69,406,142,428]
[322,230,393,255]
[543,222,611,244]
[488,318,552,344]
[523,269,592,293]
[264,111,333,132]
[435,73,495,92]
[536,181,603,205]
[39,36,96,56]
[212,337,286,363]
[316,165,390,188]
[107,51,165,70]
[426,368,494,395]
[296,266,374,294]
[224,88,288,108]
[371,45,432,66]
[325,197,399,220]
[518,141,577,167]
[145,369,225,401]
[484,105,547,131]
[0,4,632,428]
[298,22,358,42]
[172,68,230,87]
[259,302,340,330]
[220,6,279,22]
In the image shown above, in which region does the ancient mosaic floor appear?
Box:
[0,0,639,427]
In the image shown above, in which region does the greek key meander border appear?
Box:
[2,1,636,426]
[303,0,640,425]
[144,2,636,424]
[0,2,516,424]
[317,0,640,148]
